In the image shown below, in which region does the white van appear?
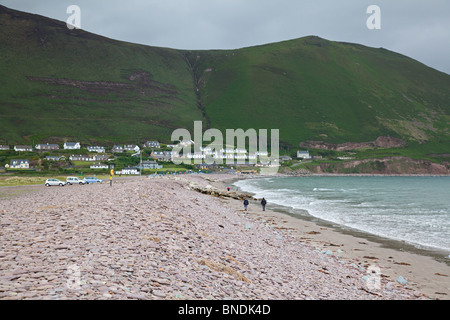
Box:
[66,176,87,185]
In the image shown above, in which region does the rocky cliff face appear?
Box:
[303,157,450,175]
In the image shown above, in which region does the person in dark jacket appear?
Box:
[243,199,249,211]
[261,198,267,211]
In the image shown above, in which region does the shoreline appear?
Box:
[210,174,450,299]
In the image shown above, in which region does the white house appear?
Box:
[120,167,139,175]
[297,150,311,159]
[143,141,160,149]
[87,146,106,153]
[151,151,171,161]
[0,145,10,151]
[45,156,63,161]
[70,154,109,162]
[124,145,140,152]
[111,145,124,153]
[141,161,163,169]
[64,142,81,150]
[14,145,33,152]
[90,163,109,169]
[35,143,59,151]
[179,140,194,147]
[9,159,30,169]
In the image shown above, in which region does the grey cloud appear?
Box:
[1,0,449,74]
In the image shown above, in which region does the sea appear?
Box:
[234,176,450,255]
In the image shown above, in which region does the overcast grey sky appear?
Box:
[1,0,449,74]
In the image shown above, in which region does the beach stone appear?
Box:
[397,276,408,285]
[150,277,171,285]
[152,290,166,298]
[0,174,424,301]
[126,292,146,300]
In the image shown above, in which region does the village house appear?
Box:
[90,163,109,169]
[0,145,10,151]
[297,150,311,160]
[179,140,194,147]
[69,155,92,162]
[141,160,163,170]
[186,152,206,160]
[151,151,172,162]
[111,145,124,153]
[8,159,30,169]
[194,163,219,170]
[279,155,293,163]
[143,141,160,149]
[220,148,235,154]
[200,147,212,154]
[87,146,106,153]
[14,145,33,152]
[120,167,139,175]
[69,154,109,162]
[45,156,63,161]
[94,155,110,161]
[35,143,60,151]
[255,151,269,156]
[64,142,81,150]
[124,145,140,152]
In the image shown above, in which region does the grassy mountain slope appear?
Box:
[188,37,449,151]
[0,5,201,144]
[1,5,449,163]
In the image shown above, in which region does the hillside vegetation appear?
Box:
[0,5,200,145]
[1,5,449,165]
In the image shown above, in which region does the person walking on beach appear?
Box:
[261,198,267,211]
[243,199,249,211]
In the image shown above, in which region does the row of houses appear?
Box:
[4,159,163,171]
[0,141,164,153]
[69,154,110,162]
[0,142,81,152]
[114,161,163,175]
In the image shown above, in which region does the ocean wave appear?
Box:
[234,176,450,253]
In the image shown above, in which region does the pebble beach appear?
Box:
[0,174,447,300]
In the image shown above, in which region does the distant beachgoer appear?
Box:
[261,198,267,211]
[243,199,249,211]
[227,187,230,191]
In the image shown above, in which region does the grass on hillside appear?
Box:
[0,6,449,165]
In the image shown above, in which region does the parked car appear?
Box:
[83,176,103,184]
[66,176,87,185]
[45,179,66,187]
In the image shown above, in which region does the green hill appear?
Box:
[187,37,449,147]
[1,5,449,162]
[0,5,200,144]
